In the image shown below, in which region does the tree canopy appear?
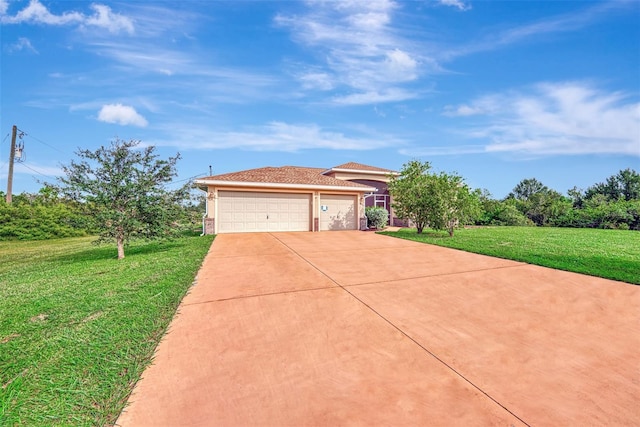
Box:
[55,139,189,259]
[506,179,570,226]
[387,160,432,233]
[584,168,640,202]
[388,160,479,235]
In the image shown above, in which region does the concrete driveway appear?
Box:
[116,231,639,426]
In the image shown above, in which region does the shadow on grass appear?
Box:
[379,230,452,239]
[54,238,191,263]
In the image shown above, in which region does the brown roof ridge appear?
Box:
[328,162,397,173]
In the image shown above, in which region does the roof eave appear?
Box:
[193,179,377,193]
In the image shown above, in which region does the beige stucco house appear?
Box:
[194,162,398,234]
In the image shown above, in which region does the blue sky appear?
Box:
[1,0,639,198]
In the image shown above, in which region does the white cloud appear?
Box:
[298,71,335,91]
[1,0,83,25]
[438,0,471,11]
[275,0,425,104]
[443,95,501,117]
[333,88,418,105]
[84,4,134,34]
[444,82,640,157]
[97,104,148,127]
[7,37,38,54]
[150,121,404,152]
[0,0,134,34]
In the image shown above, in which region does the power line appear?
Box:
[16,128,68,155]
[17,162,57,180]
[165,172,209,188]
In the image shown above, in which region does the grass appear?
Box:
[0,234,214,426]
[380,227,640,285]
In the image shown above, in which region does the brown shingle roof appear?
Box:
[201,166,374,189]
[330,162,396,173]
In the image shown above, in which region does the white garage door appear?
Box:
[320,194,357,231]
[218,191,311,233]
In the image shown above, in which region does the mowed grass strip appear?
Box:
[380,227,640,285]
[0,235,214,426]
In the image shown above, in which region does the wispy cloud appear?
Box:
[7,37,38,53]
[333,88,418,106]
[150,121,404,152]
[97,104,148,127]
[437,0,472,12]
[440,82,640,157]
[0,0,134,34]
[399,145,485,157]
[444,0,632,60]
[275,0,425,105]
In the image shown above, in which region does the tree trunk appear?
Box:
[117,237,125,260]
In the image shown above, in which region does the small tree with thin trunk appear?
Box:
[55,139,189,259]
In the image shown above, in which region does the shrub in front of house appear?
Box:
[365,206,389,229]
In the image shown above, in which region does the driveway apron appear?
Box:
[116,231,640,426]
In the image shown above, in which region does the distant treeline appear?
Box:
[1,168,638,240]
[0,187,203,240]
[475,168,640,230]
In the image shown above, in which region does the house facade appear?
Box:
[194,162,398,234]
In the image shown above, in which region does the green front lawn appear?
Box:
[0,235,214,426]
[380,227,640,285]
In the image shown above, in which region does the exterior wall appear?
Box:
[350,179,389,193]
[325,171,393,183]
[202,185,367,234]
[347,179,399,229]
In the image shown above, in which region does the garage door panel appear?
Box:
[218,191,310,233]
[320,194,357,231]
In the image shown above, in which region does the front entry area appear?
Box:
[217,191,311,233]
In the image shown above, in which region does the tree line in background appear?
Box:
[1,155,638,247]
[388,160,640,234]
[477,168,640,230]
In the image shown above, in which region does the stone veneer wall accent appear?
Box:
[205,218,215,235]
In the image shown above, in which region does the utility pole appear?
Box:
[6,125,17,204]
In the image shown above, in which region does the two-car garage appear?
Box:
[195,165,381,235]
[217,191,358,233]
[218,191,311,233]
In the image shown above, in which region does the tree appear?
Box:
[476,189,533,226]
[508,178,548,200]
[388,160,432,233]
[423,171,480,236]
[55,139,189,259]
[388,160,479,236]
[507,178,570,226]
[585,168,640,202]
